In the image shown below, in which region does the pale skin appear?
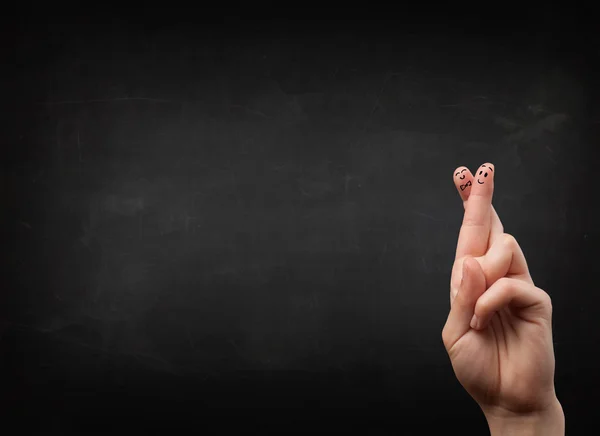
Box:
[443,163,565,435]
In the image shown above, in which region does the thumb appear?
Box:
[442,257,487,351]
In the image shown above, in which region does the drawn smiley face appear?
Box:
[454,168,467,180]
[455,168,472,191]
[477,165,493,184]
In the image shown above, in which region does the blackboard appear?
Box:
[1,11,597,434]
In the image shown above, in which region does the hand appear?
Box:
[442,163,564,435]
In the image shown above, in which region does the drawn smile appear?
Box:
[459,175,466,180]
[477,179,484,184]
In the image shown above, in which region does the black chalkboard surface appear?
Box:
[1,12,597,434]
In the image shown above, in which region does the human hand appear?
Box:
[442,164,564,435]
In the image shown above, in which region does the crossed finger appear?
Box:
[453,166,503,247]
[453,163,496,259]
[445,164,537,344]
[449,164,532,304]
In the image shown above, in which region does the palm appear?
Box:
[448,306,555,413]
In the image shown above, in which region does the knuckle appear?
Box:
[495,277,517,300]
[502,233,518,249]
[462,217,483,228]
[441,326,451,349]
[539,290,553,313]
[496,276,512,289]
[441,324,458,352]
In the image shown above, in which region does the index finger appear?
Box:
[455,163,495,259]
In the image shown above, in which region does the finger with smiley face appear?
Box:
[453,166,474,202]
[474,163,494,188]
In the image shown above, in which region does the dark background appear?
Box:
[1,8,598,434]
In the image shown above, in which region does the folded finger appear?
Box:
[451,230,530,301]
[470,277,552,330]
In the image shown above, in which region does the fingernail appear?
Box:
[470,314,479,329]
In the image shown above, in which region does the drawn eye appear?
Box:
[479,171,482,175]
[484,172,488,177]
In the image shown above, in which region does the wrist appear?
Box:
[483,398,565,436]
